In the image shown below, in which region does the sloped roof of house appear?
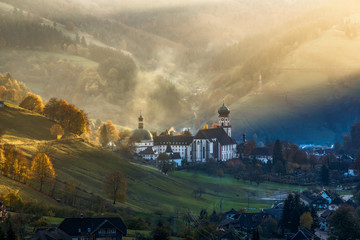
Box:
[29,228,71,240]
[58,217,127,236]
[263,208,283,221]
[165,144,173,153]
[225,208,239,216]
[171,152,181,160]
[194,128,237,145]
[139,146,155,155]
[236,212,268,230]
[250,147,272,156]
[300,195,313,205]
[332,196,344,205]
[289,228,320,240]
[153,135,194,145]
[218,218,234,228]
[320,209,333,220]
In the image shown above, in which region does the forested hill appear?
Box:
[0,0,360,144]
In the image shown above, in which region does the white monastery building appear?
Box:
[131,103,238,163]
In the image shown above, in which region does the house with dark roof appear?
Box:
[139,146,157,161]
[218,212,269,233]
[263,208,283,222]
[225,208,239,219]
[58,217,127,240]
[249,147,272,163]
[319,209,333,232]
[29,228,71,240]
[286,227,320,240]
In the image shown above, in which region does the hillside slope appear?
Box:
[228,26,360,144]
[0,102,303,217]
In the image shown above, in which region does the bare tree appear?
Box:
[103,170,127,204]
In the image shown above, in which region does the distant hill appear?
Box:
[1,0,360,145]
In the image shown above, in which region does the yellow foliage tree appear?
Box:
[30,153,55,192]
[203,124,209,129]
[0,147,4,174]
[50,124,64,139]
[14,150,29,183]
[98,120,119,148]
[300,212,313,230]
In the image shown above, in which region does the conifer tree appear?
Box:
[310,206,319,232]
[320,165,329,185]
[272,139,285,175]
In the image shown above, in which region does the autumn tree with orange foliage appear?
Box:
[30,153,55,192]
[19,94,44,114]
[44,98,88,135]
[50,124,64,139]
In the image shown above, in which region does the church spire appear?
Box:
[138,112,144,129]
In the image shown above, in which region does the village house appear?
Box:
[319,209,333,232]
[29,228,71,240]
[249,147,272,163]
[138,146,157,161]
[219,211,269,233]
[285,227,320,240]
[58,217,127,240]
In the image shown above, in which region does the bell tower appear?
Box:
[138,113,144,129]
[218,103,231,137]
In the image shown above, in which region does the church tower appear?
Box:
[218,103,231,137]
[138,113,144,129]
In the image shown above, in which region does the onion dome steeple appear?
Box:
[218,103,230,117]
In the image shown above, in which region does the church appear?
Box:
[131,103,238,164]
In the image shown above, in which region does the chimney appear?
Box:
[242,134,246,144]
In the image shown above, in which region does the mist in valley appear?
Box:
[0,0,360,143]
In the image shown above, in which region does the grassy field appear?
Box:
[0,102,305,221]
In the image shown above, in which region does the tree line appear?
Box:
[0,73,29,104]
[0,10,72,50]
[0,144,55,192]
